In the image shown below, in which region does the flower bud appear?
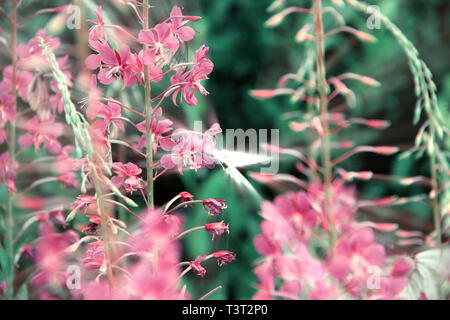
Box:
[205,221,229,237]
[213,251,236,266]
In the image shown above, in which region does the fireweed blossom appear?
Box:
[0,0,235,300]
[111,162,143,194]
[160,123,221,174]
[252,180,411,300]
[18,115,64,155]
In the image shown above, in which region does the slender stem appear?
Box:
[142,0,154,209]
[5,0,18,299]
[165,200,203,215]
[199,286,222,300]
[90,164,115,291]
[428,124,441,247]
[174,226,206,240]
[314,0,336,248]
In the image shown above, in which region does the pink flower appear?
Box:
[82,241,105,270]
[136,111,173,152]
[123,210,186,300]
[17,29,60,71]
[160,125,219,174]
[58,171,78,189]
[213,251,236,266]
[87,43,137,87]
[306,179,357,233]
[18,115,64,154]
[169,6,195,42]
[94,102,125,136]
[0,89,16,127]
[0,151,17,194]
[139,22,179,60]
[202,198,227,216]
[3,65,33,101]
[170,46,214,106]
[179,191,194,203]
[88,6,106,51]
[205,221,229,237]
[32,219,77,289]
[189,255,207,277]
[327,228,386,296]
[131,50,163,84]
[111,162,143,194]
[71,194,97,214]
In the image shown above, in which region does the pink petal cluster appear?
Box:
[111,162,143,194]
[253,180,409,300]
[18,115,64,154]
[160,123,221,174]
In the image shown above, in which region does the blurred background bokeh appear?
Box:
[0,0,448,299]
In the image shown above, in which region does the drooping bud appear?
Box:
[250,89,276,99]
[203,199,227,216]
[295,24,314,42]
[213,251,236,266]
[366,119,390,129]
[373,146,399,155]
[205,221,229,238]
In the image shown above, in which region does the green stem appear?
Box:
[347,0,442,246]
[5,0,18,299]
[314,0,336,248]
[90,163,115,290]
[142,0,154,209]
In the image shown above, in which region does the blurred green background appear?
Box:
[0,0,448,299]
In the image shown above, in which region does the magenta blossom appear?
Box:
[327,228,386,297]
[136,111,173,152]
[82,241,105,270]
[179,191,194,204]
[160,124,220,174]
[3,65,33,101]
[94,102,125,137]
[18,115,64,155]
[86,43,137,87]
[17,29,60,71]
[189,255,207,277]
[111,162,143,194]
[170,45,214,106]
[205,221,229,237]
[213,251,236,266]
[0,151,17,194]
[88,6,106,51]
[138,22,179,61]
[169,6,196,42]
[203,198,227,216]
